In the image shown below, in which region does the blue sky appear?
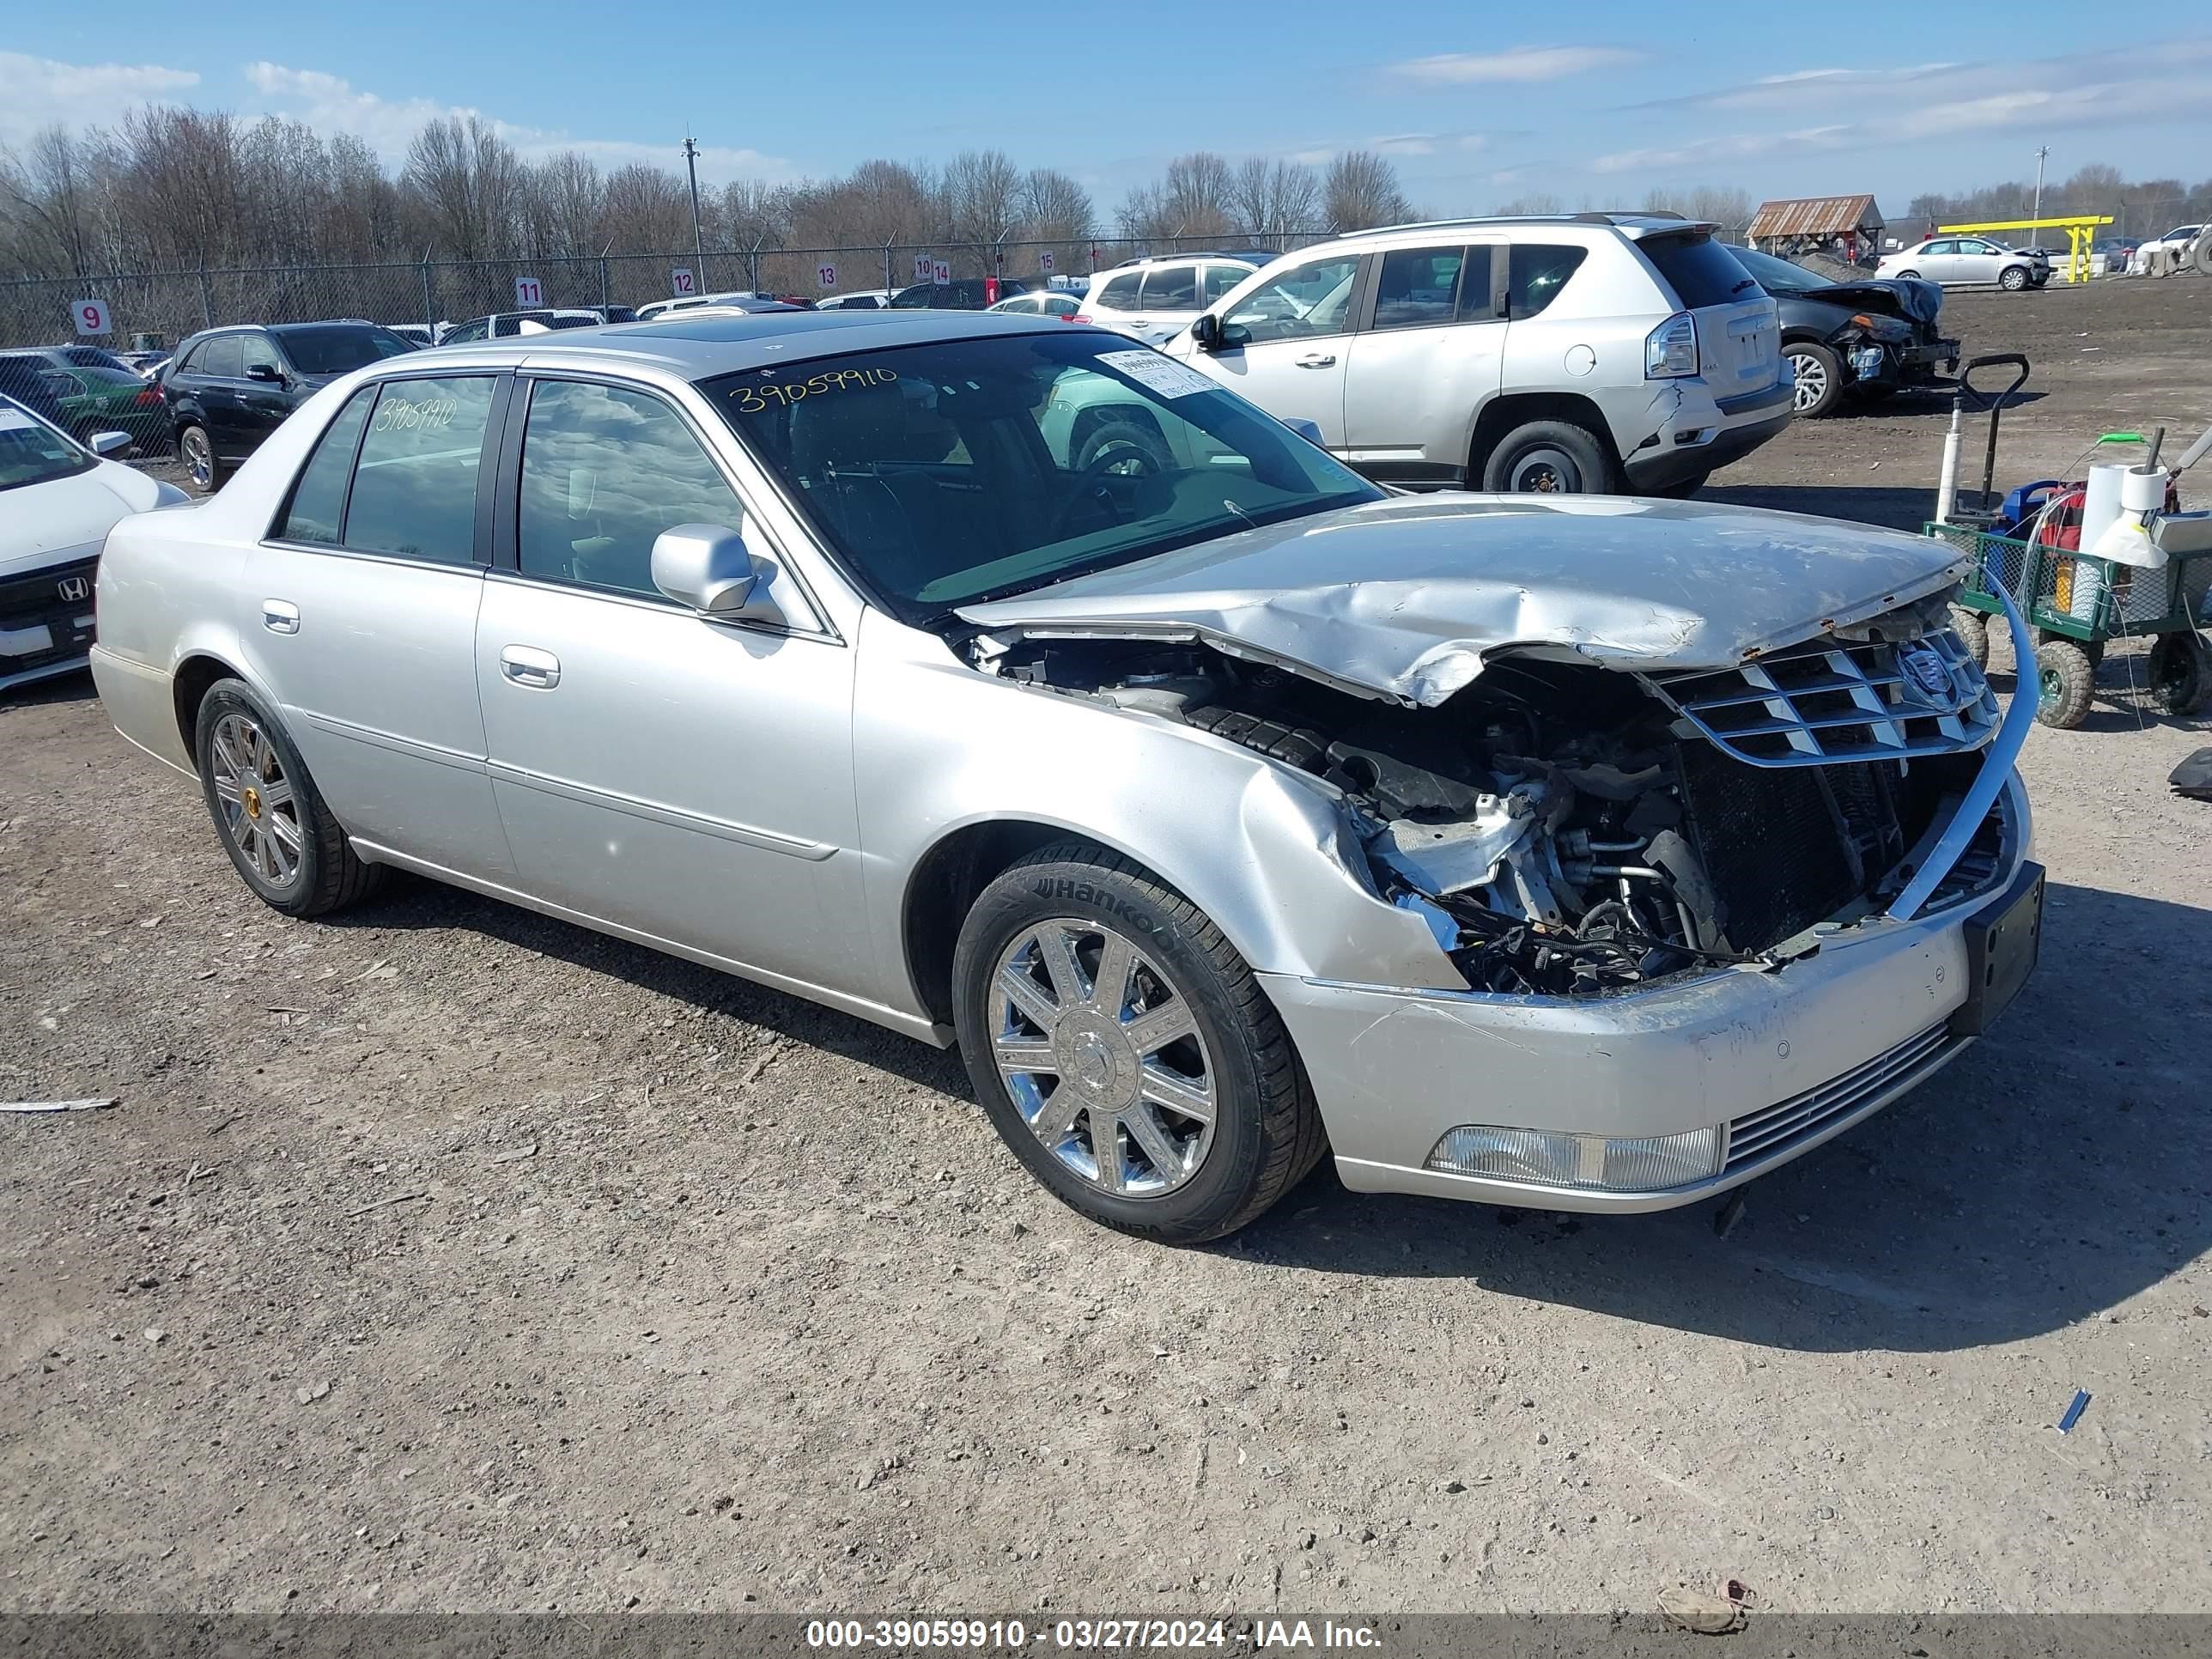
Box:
[7,3,2210,218]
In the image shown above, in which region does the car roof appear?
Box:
[416,308,1067,379]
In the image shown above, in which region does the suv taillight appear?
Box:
[1644,312,1698,380]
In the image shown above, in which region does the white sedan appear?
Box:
[0,396,187,694]
[1876,237,2048,289]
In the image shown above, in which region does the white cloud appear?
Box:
[1389,46,1638,86]
[0,51,199,147]
[242,62,790,181]
[1370,133,1437,156]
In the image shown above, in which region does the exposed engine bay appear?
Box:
[972,614,1998,997]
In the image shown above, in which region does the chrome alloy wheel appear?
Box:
[1787,349,1829,412]
[180,425,214,489]
[208,711,302,889]
[990,919,1216,1197]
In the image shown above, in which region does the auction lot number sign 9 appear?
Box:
[71,297,112,336]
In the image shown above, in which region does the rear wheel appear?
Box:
[1480,420,1615,495]
[1786,343,1843,417]
[1893,269,1921,282]
[952,842,1324,1243]
[194,679,381,918]
[2148,630,2212,716]
[178,422,227,493]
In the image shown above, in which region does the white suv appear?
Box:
[1079,255,1259,344]
[1153,215,1789,496]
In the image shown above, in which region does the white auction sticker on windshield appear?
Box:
[1096,349,1219,399]
[0,406,37,432]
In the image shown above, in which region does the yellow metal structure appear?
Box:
[1936,216,2116,283]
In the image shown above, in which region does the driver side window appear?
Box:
[1223,255,1363,346]
[517,379,744,599]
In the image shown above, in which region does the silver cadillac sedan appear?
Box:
[90,310,2040,1243]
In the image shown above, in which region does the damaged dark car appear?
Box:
[1727,245,1960,418]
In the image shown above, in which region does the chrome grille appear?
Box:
[1723,1024,1959,1173]
[1643,629,1999,769]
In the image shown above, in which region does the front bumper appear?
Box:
[1265,770,2033,1211]
[0,554,99,694]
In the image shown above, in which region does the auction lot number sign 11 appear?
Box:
[71,297,112,337]
[514,276,544,307]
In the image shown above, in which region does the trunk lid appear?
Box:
[957,495,1970,708]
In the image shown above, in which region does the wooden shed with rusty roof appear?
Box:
[1747,195,1885,258]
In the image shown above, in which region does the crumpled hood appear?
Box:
[1808,276,1942,326]
[957,494,1969,707]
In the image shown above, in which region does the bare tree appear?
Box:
[1,125,97,276]
[1160,152,1237,239]
[403,114,524,261]
[940,149,1022,255]
[524,151,604,259]
[1322,151,1413,233]
[1491,190,1565,216]
[1231,157,1321,242]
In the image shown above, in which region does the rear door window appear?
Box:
[1505,246,1588,318]
[199,335,245,379]
[1095,272,1145,311]
[1140,264,1199,310]
[273,387,375,544]
[1637,233,1760,309]
[340,376,497,565]
[1370,246,1468,330]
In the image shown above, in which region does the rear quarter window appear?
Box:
[1506,246,1589,319]
[1095,272,1144,310]
[1639,233,1762,310]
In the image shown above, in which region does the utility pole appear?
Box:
[2033,144,2050,225]
[683,134,707,281]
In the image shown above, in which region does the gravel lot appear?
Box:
[5,277,2209,1620]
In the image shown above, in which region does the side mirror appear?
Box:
[89,430,132,458]
[1188,313,1221,351]
[246,362,285,384]
[651,523,781,622]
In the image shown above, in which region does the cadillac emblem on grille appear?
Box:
[1897,641,1953,702]
[56,575,92,603]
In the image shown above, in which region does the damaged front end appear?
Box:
[969,583,2021,1000]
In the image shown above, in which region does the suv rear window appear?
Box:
[1638,232,1761,310]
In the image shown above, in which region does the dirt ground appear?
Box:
[5,277,2210,1620]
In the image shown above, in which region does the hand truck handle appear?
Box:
[1959,353,2029,411]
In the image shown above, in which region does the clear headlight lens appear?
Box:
[1644,312,1698,379]
[1425,1123,1723,1191]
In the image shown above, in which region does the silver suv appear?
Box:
[1164,215,1790,496]
[1079,255,1260,345]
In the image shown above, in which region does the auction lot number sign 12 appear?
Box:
[71,297,112,337]
[672,267,696,297]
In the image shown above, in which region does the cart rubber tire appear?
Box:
[2148,630,2212,716]
[2033,640,2097,728]
[2032,627,2103,672]
[951,841,1326,1244]
[1950,605,1990,669]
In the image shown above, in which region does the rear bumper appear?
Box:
[1265,765,2032,1212]
[1623,379,1792,489]
[88,645,193,773]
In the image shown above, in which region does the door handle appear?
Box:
[1294,352,1337,368]
[500,645,561,689]
[261,599,299,635]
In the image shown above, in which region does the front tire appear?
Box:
[2000,265,2029,292]
[951,842,1324,1243]
[1786,343,1843,417]
[194,679,381,918]
[1480,420,1616,495]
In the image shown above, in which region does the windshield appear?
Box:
[274,325,416,375]
[0,399,95,490]
[702,330,1380,621]
[1724,244,1826,295]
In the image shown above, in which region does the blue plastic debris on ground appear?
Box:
[2057,1389,2092,1433]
